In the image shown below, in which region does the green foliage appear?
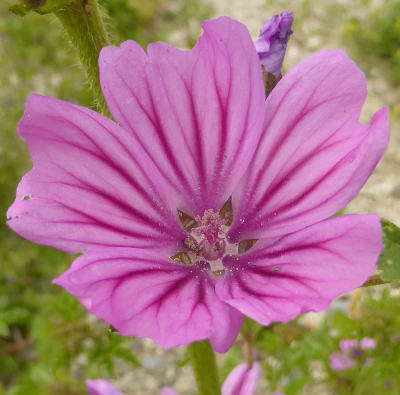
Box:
[241,288,400,395]
[341,0,400,84]
[102,0,212,48]
[378,219,400,281]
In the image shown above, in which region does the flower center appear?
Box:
[171,200,258,276]
[192,209,228,260]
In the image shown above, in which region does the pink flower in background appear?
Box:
[88,362,270,395]
[330,353,356,371]
[360,337,376,350]
[161,388,179,395]
[87,379,124,395]
[8,15,389,352]
[330,337,376,371]
[221,362,261,395]
[254,11,294,77]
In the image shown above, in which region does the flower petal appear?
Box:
[340,339,358,355]
[7,94,185,253]
[218,215,382,325]
[222,362,261,395]
[99,17,265,214]
[330,353,356,371]
[360,337,376,350]
[228,50,389,242]
[54,248,243,353]
[86,379,124,395]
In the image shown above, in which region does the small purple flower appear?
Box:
[330,353,356,371]
[339,339,358,354]
[330,337,376,371]
[254,11,294,77]
[86,379,124,395]
[7,17,389,352]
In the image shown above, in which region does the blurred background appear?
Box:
[1,0,399,394]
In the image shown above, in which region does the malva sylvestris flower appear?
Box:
[7,16,389,353]
[87,362,274,395]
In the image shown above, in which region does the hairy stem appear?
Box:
[54,0,110,115]
[188,340,222,395]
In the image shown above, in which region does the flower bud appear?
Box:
[254,11,294,78]
[222,362,261,395]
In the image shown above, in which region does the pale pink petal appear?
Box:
[360,337,376,350]
[330,353,356,371]
[162,388,179,395]
[54,248,243,353]
[86,379,124,395]
[99,17,265,214]
[228,50,389,242]
[7,94,185,253]
[222,362,261,395]
[340,340,358,355]
[217,215,382,325]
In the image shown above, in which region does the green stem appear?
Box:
[54,0,110,115]
[188,340,221,395]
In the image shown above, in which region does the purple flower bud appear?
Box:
[254,11,294,77]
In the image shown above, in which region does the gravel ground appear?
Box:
[118,1,400,393]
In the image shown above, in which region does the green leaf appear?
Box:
[284,374,312,395]
[9,0,70,16]
[378,219,400,281]
[9,3,27,16]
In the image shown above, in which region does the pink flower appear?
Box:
[86,379,124,395]
[254,11,294,77]
[330,353,356,371]
[339,339,359,355]
[7,16,389,353]
[330,337,376,371]
[360,337,376,350]
[221,362,261,395]
[161,388,179,395]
